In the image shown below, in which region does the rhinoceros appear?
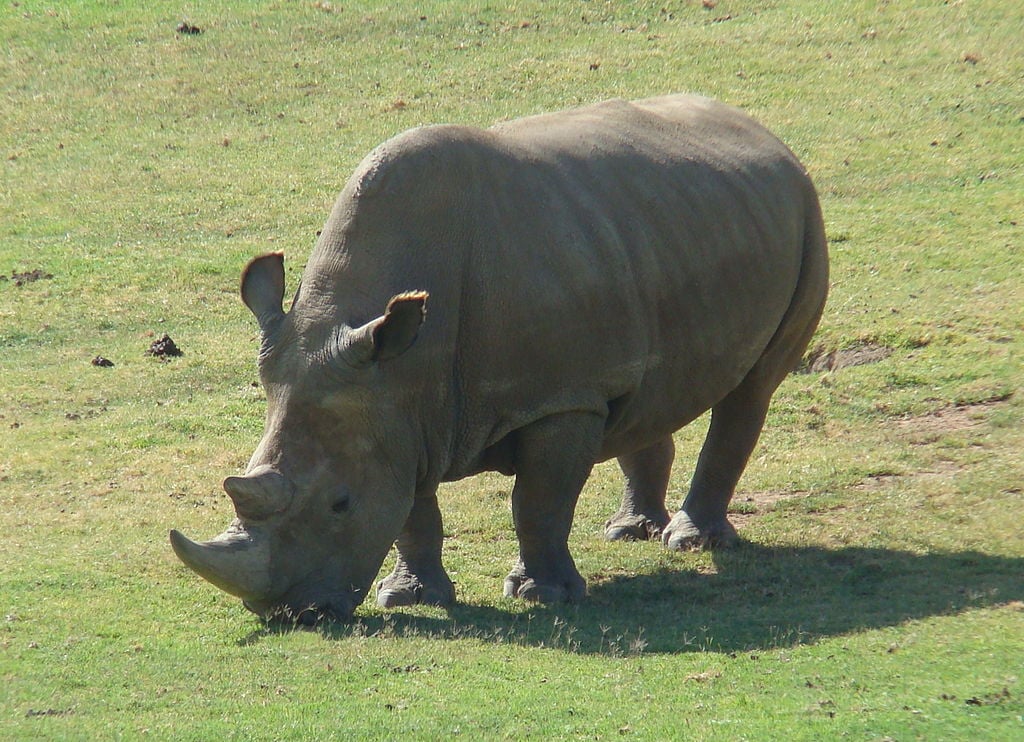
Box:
[170,94,828,623]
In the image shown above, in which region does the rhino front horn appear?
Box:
[169,525,273,601]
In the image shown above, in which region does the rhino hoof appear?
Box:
[604,512,669,542]
[503,572,586,604]
[376,572,455,609]
[295,608,320,627]
[662,511,738,551]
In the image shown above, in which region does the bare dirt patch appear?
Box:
[729,397,1011,528]
[25,707,73,718]
[1,268,54,286]
[855,459,965,492]
[798,342,893,373]
[892,395,1011,440]
[729,490,806,529]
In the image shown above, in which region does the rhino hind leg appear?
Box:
[503,411,604,603]
[377,493,456,609]
[664,218,828,552]
[663,334,819,552]
[605,437,674,541]
[664,254,827,551]
[661,385,767,551]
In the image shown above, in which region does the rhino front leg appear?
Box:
[377,491,456,608]
[503,411,604,604]
[605,436,674,541]
[663,388,770,551]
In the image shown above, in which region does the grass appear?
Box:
[2,0,1022,739]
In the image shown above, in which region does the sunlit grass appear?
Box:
[1,1,1021,739]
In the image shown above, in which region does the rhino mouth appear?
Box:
[243,593,360,626]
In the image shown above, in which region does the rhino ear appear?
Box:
[241,253,286,334]
[344,291,428,367]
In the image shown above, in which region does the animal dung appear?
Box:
[147,334,183,359]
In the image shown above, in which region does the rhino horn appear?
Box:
[169,525,273,601]
[222,465,294,520]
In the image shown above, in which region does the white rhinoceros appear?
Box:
[171,94,828,623]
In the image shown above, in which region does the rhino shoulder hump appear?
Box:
[350,125,491,200]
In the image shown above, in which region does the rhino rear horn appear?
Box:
[223,465,294,521]
[241,252,287,334]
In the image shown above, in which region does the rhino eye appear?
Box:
[331,496,350,514]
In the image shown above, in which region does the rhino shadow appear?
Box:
[242,542,1022,654]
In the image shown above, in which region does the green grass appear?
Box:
[2,1,1022,739]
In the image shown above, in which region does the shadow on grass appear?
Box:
[240,542,1022,655]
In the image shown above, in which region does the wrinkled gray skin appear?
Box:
[171,94,828,623]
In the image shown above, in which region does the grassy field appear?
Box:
[2,0,1022,739]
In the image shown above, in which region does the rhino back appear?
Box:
[299,95,821,479]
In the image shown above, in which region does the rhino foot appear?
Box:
[604,511,670,542]
[376,566,455,609]
[503,561,586,604]
[662,511,738,552]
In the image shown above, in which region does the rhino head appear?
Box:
[170,253,428,623]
